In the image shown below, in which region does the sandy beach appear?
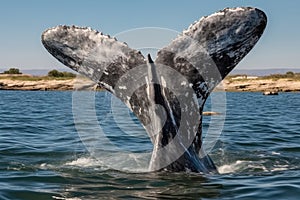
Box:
[0,75,96,91]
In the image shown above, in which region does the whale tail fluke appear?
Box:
[42,7,267,173]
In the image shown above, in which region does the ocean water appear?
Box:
[0,90,299,200]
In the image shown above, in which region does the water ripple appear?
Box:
[0,91,299,199]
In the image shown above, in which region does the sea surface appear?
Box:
[0,90,299,200]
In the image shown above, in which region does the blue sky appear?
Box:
[0,0,299,71]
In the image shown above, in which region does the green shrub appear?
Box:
[3,68,22,74]
[286,71,294,77]
[62,71,76,78]
[48,70,76,78]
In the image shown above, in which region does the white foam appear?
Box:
[52,196,82,200]
[271,167,288,172]
[271,151,281,155]
[271,164,289,172]
[218,160,249,174]
[65,157,100,168]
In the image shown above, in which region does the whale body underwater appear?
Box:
[42,7,267,173]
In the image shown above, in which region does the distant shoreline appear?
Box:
[1,74,300,92]
[0,74,96,91]
[221,74,300,92]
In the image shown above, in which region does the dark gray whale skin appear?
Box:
[42,7,267,173]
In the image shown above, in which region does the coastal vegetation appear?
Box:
[3,68,22,74]
[0,69,94,91]
[1,69,300,92]
[0,68,76,81]
[223,71,300,92]
[47,69,76,78]
[261,71,300,81]
[226,71,300,81]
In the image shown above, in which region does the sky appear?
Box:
[0,0,299,72]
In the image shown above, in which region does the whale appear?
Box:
[42,7,267,173]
